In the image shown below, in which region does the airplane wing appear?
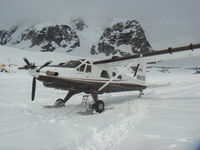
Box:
[93,44,200,67]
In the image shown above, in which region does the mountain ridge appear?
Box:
[0,18,151,57]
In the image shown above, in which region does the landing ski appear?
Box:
[43,105,66,108]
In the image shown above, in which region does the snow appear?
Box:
[1,46,200,150]
[34,22,57,31]
[0,45,78,65]
[118,69,200,150]
[117,44,132,53]
[110,18,138,26]
[70,25,104,58]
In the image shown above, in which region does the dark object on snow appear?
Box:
[0,68,9,73]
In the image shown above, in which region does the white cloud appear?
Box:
[0,0,200,49]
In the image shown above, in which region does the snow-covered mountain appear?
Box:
[0,26,18,45]
[91,19,151,56]
[0,22,80,52]
[0,18,151,57]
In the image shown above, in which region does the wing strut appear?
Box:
[98,62,138,92]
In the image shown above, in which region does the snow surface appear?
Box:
[0,46,200,150]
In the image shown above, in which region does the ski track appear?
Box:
[78,100,148,150]
[0,105,81,137]
[0,114,55,137]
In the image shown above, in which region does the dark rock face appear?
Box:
[91,20,151,56]
[20,24,80,52]
[0,24,80,52]
[0,19,151,56]
[0,30,11,45]
[0,26,17,45]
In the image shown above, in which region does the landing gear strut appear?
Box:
[91,92,105,113]
[53,90,105,113]
[54,91,79,107]
[138,90,144,97]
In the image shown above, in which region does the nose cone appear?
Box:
[28,69,40,78]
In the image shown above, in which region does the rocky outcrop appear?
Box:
[0,19,151,55]
[0,24,80,52]
[91,20,151,56]
[18,24,80,52]
[0,26,18,45]
[0,30,11,45]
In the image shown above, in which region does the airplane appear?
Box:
[148,66,180,73]
[0,64,9,73]
[186,66,200,74]
[22,43,200,113]
[194,67,200,74]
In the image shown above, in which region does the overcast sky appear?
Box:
[0,0,200,49]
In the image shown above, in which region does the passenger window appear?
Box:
[112,72,116,77]
[117,75,122,80]
[113,72,122,80]
[101,70,110,79]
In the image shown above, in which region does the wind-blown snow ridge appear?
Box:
[79,101,147,150]
[34,22,58,30]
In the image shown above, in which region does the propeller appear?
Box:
[22,57,37,70]
[36,60,52,72]
[22,57,53,101]
[23,57,31,67]
[32,77,36,101]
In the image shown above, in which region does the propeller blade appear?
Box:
[134,64,140,77]
[23,57,37,69]
[37,60,52,71]
[18,66,28,70]
[23,57,31,67]
[31,77,36,101]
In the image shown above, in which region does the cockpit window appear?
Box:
[86,61,91,64]
[77,64,92,73]
[101,70,110,79]
[77,64,86,72]
[59,60,81,68]
[86,65,92,73]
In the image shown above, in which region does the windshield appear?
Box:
[63,60,81,68]
[60,60,82,68]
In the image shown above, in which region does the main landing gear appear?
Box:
[91,92,105,113]
[54,91,105,113]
